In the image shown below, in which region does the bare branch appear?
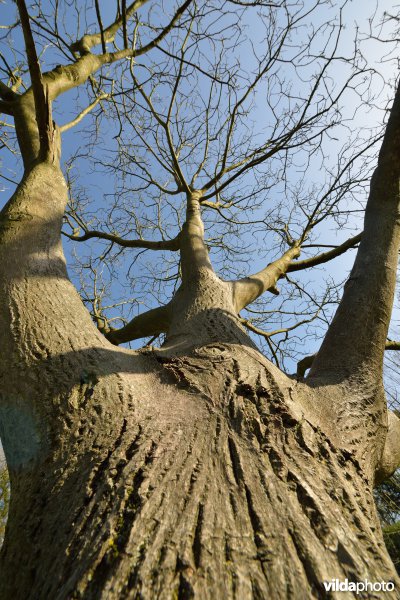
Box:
[228,1,280,5]
[0,81,18,102]
[129,57,190,192]
[63,229,181,251]
[104,304,170,345]
[384,340,400,351]
[241,312,320,340]
[94,0,107,54]
[287,233,362,273]
[0,99,14,116]
[154,44,230,86]
[133,0,192,58]
[122,0,129,49]
[42,0,192,105]
[70,0,150,55]
[59,94,109,133]
[298,340,400,378]
[232,245,301,312]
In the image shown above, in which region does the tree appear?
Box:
[375,470,400,574]
[0,1,400,598]
[0,464,9,547]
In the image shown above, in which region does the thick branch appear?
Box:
[180,191,214,282]
[298,339,400,378]
[0,80,18,102]
[296,354,315,379]
[69,0,192,62]
[105,304,170,345]
[375,410,400,484]
[40,0,192,105]
[385,340,400,350]
[15,0,53,159]
[63,229,180,251]
[232,245,300,312]
[70,0,150,54]
[94,0,107,54]
[0,99,14,116]
[287,233,362,273]
[309,80,400,382]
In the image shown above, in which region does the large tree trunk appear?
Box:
[0,164,398,599]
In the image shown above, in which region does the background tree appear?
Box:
[0,1,400,598]
[375,470,400,574]
[0,463,9,547]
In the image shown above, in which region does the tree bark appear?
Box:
[0,165,398,599]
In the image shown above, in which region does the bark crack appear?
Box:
[228,436,244,486]
[192,503,204,569]
[287,529,326,598]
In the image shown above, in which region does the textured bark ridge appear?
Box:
[0,342,398,600]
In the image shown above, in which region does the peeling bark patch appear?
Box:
[268,401,298,428]
[121,441,158,521]
[125,426,143,461]
[156,357,189,387]
[236,382,256,399]
[251,577,267,600]
[155,356,211,400]
[293,425,315,458]
[228,491,238,517]
[185,458,203,503]
[120,540,147,596]
[215,416,222,444]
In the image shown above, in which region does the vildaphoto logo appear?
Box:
[323,579,395,594]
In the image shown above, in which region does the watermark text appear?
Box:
[323,579,394,594]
